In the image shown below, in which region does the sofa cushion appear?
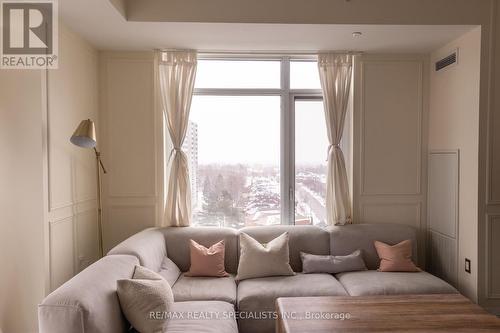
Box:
[239,225,330,272]
[163,301,238,333]
[164,227,239,274]
[329,223,418,269]
[107,228,166,272]
[237,273,348,333]
[172,273,237,305]
[336,270,458,296]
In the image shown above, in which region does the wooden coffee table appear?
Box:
[276,294,500,332]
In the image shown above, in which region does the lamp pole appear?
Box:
[94,147,106,257]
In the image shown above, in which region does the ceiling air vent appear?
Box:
[435,50,458,72]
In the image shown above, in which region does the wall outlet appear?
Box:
[465,258,471,273]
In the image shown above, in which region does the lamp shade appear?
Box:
[70,119,97,148]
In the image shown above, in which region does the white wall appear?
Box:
[45,23,100,291]
[0,22,99,332]
[99,51,164,252]
[352,54,429,265]
[0,70,45,333]
[428,27,481,301]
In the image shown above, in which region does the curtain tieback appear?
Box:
[326,144,341,161]
[168,147,182,161]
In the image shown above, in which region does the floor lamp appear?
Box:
[70,119,107,258]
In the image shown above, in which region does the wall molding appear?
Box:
[48,216,76,291]
[42,26,100,292]
[486,214,500,299]
[99,51,163,251]
[358,59,424,197]
[427,150,460,288]
[352,55,428,267]
[49,197,97,212]
[427,150,460,239]
[428,228,458,287]
[476,0,500,310]
[485,0,500,206]
[49,207,97,225]
[360,201,422,228]
[101,55,158,199]
[107,203,157,208]
[46,27,99,215]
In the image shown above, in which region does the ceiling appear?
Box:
[60,0,475,53]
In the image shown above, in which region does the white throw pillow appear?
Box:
[117,265,174,333]
[236,232,295,281]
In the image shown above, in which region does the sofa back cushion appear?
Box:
[107,228,166,272]
[164,227,239,274]
[38,255,139,333]
[328,223,418,270]
[239,225,330,272]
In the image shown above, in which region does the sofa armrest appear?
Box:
[107,227,166,272]
[38,255,138,333]
[38,305,84,333]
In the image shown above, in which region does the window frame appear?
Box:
[193,54,324,225]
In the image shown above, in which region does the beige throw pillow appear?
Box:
[236,232,295,281]
[117,265,174,333]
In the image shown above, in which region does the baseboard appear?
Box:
[485,306,500,316]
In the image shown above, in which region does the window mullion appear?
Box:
[193,88,283,96]
[281,56,293,225]
[288,93,296,225]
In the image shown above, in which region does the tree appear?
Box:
[202,176,218,214]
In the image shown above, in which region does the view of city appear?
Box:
[187,161,327,229]
[184,97,329,229]
[192,164,282,228]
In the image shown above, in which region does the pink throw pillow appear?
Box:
[186,240,229,277]
[374,239,420,272]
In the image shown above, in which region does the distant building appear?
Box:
[183,121,198,209]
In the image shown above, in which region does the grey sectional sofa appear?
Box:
[38,223,457,333]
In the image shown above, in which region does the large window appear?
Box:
[180,56,351,228]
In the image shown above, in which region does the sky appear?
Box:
[189,59,328,166]
[190,95,281,165]
[295,100,329,165]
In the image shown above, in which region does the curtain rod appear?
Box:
[156,48,363,56]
